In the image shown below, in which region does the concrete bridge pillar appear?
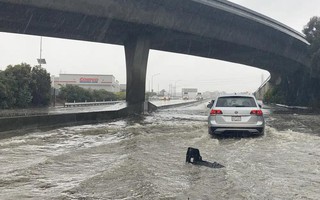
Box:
[269,71,282,86]
[124,35,150,114]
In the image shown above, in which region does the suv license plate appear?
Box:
[232,116,241,121]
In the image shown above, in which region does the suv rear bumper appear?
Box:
[209,127,264,135]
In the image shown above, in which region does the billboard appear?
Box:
[182,88,198,93]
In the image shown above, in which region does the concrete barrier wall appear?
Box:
[0,101,201,136]
[0,109,125,134]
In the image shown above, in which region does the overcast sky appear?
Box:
[0,0,319,93]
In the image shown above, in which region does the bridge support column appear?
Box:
[124,35,150,114]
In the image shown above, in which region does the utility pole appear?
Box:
[175,80,181,97]
[151,73,160,93]
[37,36,46,66]
[40,37,42,66]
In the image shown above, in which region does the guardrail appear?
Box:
[64,101,123,107]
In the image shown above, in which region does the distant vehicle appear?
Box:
[159,96,171,100]
[207,94,265,136]
[182,92,189,100]
[196,92,203,100]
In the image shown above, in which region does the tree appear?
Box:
[59,85,91,102]
[0,63,52,108]
[302,16,320,107]
[0,71,9,108]
[303,16,320,75]
[0,69,18,108]
[4,63,33,108]
[92,89,117,101]
[145,91,156,100]
[30,66,51,106]
[303,16,320,47]
[115,91,126,100]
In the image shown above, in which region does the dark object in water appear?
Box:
[186,147,224,168]
[186,147,202,163]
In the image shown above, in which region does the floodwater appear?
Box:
[0,100,193,118]
[0,102,319,199]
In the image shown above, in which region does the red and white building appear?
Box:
[51,74,120,92]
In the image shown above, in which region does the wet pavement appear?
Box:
[0,102,319,199]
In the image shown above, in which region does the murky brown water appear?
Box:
[0,102,319,199]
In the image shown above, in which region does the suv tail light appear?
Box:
[250,110,263,116]
[210,109,223,115]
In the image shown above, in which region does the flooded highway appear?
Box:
[0,102,319,199]
[0,100,194,118]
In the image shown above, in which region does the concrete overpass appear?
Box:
[0,0,311,112]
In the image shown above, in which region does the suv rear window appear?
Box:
[216,96,257,107]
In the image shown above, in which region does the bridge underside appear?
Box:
[0,2,306,72]
[0,0,310,113]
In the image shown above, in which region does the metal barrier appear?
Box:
[64,101,122,107]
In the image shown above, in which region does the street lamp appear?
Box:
[37,36,46,67]
[174,80,181,97]
[151,73,160,93]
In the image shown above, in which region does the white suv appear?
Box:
[208,94,265,136]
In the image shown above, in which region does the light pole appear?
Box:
[174,80,181,97]
[37,36,46,66]
[151,73,160,93]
